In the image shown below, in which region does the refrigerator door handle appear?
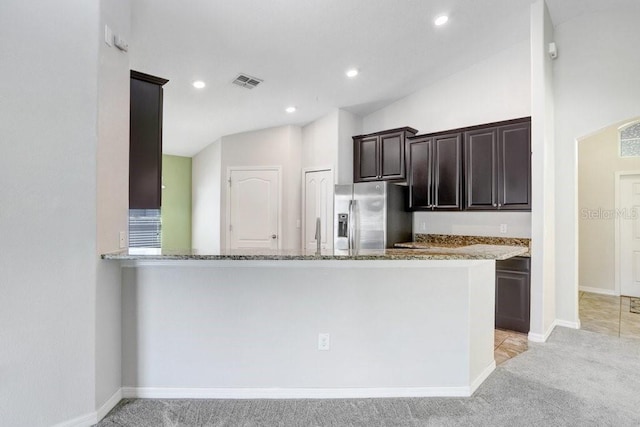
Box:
[348,200,354,251]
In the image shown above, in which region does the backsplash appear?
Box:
[413,211,532,238]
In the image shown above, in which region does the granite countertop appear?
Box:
[101,244,527,261]
[399,234,532,257]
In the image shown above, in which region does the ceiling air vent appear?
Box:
[232,73,263,89]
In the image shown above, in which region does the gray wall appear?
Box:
[0,1,99,425]
[121,261,494,394]
[0,0,129,425]
[553,3,640,324]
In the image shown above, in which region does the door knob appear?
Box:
[271,234,277,239]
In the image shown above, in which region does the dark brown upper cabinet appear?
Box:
[353,127,417,182]
[464,118,531,211]
[407,132,463,211]
[129,70,169,210]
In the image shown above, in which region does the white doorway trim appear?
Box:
[301,166,334,249]
[614,170,640,296]
[225,166,283,251]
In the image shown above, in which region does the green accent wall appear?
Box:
[162,155,192,249]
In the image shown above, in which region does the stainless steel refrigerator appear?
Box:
[334,181,412,254]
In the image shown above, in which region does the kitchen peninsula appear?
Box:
[105,244,527,399]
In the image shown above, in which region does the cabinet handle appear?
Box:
[498,203,502,207]
[493,203,497,207]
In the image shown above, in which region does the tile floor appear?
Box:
[579,291,640,339]
[491,291,640,366]
[494,329,528,365]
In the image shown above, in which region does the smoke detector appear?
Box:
[232,73,263,89]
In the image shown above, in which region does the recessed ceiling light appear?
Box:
[193,80,206,89]
[434,15,449,26]
[285,106,297,113]
[346,68,359,78]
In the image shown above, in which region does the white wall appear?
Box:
[121,260,494,395]
[527,0,558,340]
[302,109,338,170]
[192,139,222,253]
[414,212,531,238]
[219,125,303,250]
[553,3,640,325]
[362,40,531,135]
[578,119,640,294]
[0,1,101,425]
[337,109,362,185]
[361,38,532,238]
[95,0,130,410]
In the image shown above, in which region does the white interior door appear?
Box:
[620,174,640,297]
[304,169,333,250]
[228,168,280,250]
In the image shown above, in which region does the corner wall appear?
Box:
[529,0,557,339]
[96,0,131,412]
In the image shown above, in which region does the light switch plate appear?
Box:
[119,231,127,248]
[104,25,113,47]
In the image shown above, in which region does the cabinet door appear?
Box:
[354,136,379,182]
[407,138,432,210]
[498,122,531,210]
[433,133,462,210]
[129,74,166,209]
[464,127,498,210]
[495,269,530,333]
[379,132,405,180]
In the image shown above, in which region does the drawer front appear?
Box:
[496,256,530,272]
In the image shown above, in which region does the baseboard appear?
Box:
[579,286,618,296]
[52,388,122,427]
[528,317,582,343]
[51,412,97,427]
[555,319,581,330]
[469,361,496,395]
[96,388,123,421]
[122,384,480,399]
[528,319,557,343]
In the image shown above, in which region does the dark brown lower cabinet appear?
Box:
[495,256,530,333]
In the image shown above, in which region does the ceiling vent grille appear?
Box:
[232,73,263,89]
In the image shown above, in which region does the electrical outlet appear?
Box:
[318,333,330,351]
[500,224,508,234]
[119,231,127,248]
[421,221,427,231]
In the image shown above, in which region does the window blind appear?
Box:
[128,209,161,248]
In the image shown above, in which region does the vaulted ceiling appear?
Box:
[130,0,629,156]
